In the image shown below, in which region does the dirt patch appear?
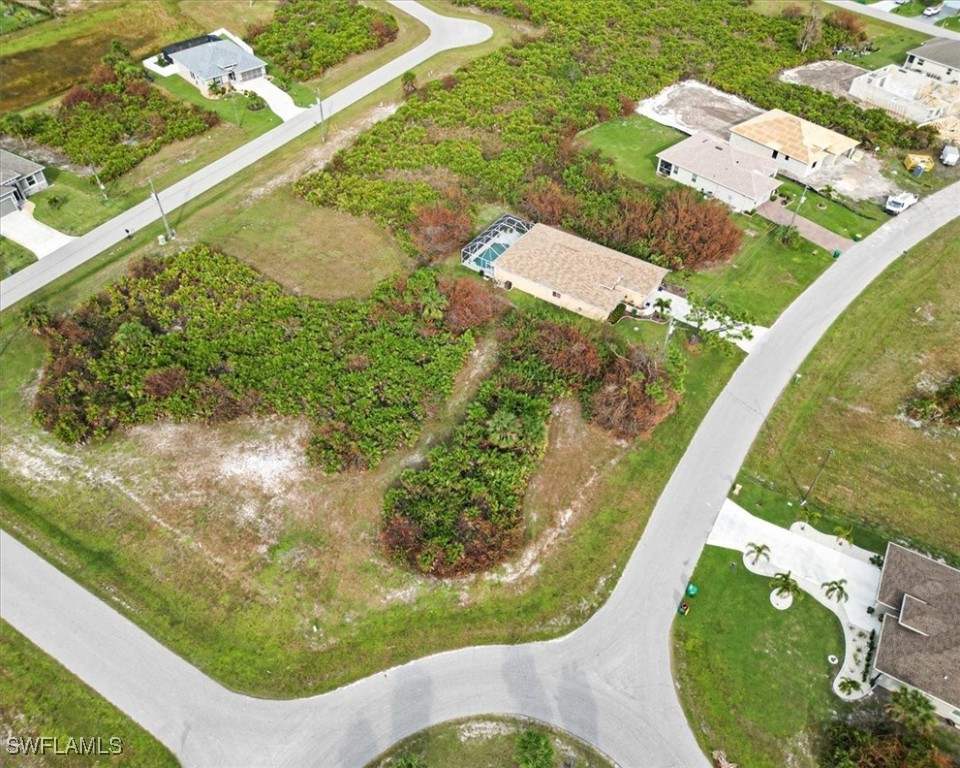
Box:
[780,60,868,101]
[636,80,764,139]
[806,151,899,202]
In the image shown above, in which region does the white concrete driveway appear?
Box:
[0,208,75,258]
[708,498,883,699]
[241,78,306,122]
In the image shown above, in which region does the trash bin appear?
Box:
[832,250,842,259]
[853,234,862,242]
[686,583,699,597]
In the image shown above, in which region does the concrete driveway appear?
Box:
[0,207,75,258]
[242,78,306,122]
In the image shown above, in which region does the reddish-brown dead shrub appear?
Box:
[520,177,581,225]
[370,15,398,46]
[535,322,603,384]
[618,95,637,116]
[781,4,804,19]
[651,188,743,270]
[590,349,679,438]
[410,203,472,261]
[826,10,867,41]
[143,366,188,399]
[439,278,496,335]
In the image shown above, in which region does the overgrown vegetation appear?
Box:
[295,0,933,264]
[0,41,218,179]
[249,0,398,81]
[384,316,684,575]
[906,375,960,428]
[0,0,48,35]
[27,246,473,472]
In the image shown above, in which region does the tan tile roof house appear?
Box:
[656,132,782,213]
[491,223,669,321]
[730,109,859,179]
[874,543,960,722]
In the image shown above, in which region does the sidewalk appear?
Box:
[661,292,770,354]
[756,200,854,254]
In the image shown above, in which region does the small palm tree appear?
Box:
[769,571,801,600]
[838,677,861,695]
[886,687,936,735]
[487,409,521,449]
[394,754,427,768]
[800,506,821,528]
[654,296,672,317]
[834,525,854,546]
[745,542,771,566]
[822,578,850,603]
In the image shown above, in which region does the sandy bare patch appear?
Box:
[636,80,764,139]
[458,719,516,741]
[780,61,868,101]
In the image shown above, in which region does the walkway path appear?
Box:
[0,1,492,311]
[0,205,76,258]
[826,0,960,39]
[2,174,956,766]
[756,199,854,254]
[708,498,883,700]
[660,291,769,354]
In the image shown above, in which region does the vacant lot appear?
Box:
[0,0,277,113]
[0,620,179,767]
[367,716,613,768]
[674,546,846,768]
[745,219,960,558]
[580,115,685,188]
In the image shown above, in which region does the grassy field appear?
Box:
[0,0,48,35]
[937,15,960,30]
[28,166,139,236]
[673,546,847,768]
[774,179,886,240]
[580,115,685,188]
[0,236,37,276]
[152,72,283,133]
[367,717,613,768]
[744,219,960,560]
[0,1,278,113]
[0,620,180,767]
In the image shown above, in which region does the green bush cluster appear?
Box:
[248,0,398,81]
[0,42,218,180]
[29,247,472,472]
[296,0,933,245]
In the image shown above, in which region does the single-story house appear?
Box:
[873,543,960,726]
[849,65,960,124]
[904,38,960,86]
[1,149,49,218]
[655,132,781,213]
[729,109,859,179]
[168,39,266,95]
[462,216,668,321]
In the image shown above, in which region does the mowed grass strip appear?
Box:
[366,716,613,768]
[673,547,846,768]
[0,620,180,767]
[1,236,37,276]
[744,219,960,558]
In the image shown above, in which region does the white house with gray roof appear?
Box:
[904,38,960,86]
[656,132,782,213]
[1,149,48,218]
[168,39,267,95]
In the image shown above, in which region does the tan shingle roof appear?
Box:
[874,544,960,708]
[731,109,859,165]
[494,224,668,314]
[657,132,782,200]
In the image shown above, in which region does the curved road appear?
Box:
[3,181,958,766]
[0,0,492,311]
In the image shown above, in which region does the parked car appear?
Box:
[940,145,959,167]
[885,192,920,215]
[923,5,942,16]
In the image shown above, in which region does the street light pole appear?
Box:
[148,178,174,241]
[789,184,808,229]
[800,448,834,508]
[315,88,326,142]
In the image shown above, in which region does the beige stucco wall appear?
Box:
[494,268,611,321]
[729,133,829,179]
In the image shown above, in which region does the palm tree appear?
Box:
[800,506,821,528]
[886,686,936,735]
[822,578,849,603]
[20,301,51,335]
[654,296,672,318]
[834,525,854,546]
[837,677,862,695]
[769,571,801,600]
[487,409,521,449]
[745,542,770,566]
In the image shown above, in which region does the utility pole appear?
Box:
[148,178,174,241]
[800,448,834,508]
[789,184,808,229]
[86,155,108,202]
[315,87,326,142]
[660,314,675,362]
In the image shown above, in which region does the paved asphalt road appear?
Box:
[826,0,960,39]
[0,0,492,311]
[3,181,958,767]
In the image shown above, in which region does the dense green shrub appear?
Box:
[0,42,218,180]
[516,729,554,768]
[30,247,473,472]
[248,0,398,81]
[383,316,683,575]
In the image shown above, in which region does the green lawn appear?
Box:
[367,717,612,768]
[581,115,685,188]
[936,14,960,30]
[672,217,835,326]
[0,0,48,35]
[0,620,180,767]
[743,219,960,561]
[774,179,885,240]
[673,547,847,768]
[152,72,283,134]
[887,1,926,17]
[29,166,140,236]
[0,236,37,276]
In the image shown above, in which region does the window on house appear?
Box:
[812,161,818,169]
[772,150,779,159]
[784,155,790,162]
[26,176,36,186]
[691,174,698,183]
[551,291,561,299]
[917,59,925,66]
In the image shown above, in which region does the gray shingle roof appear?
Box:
[169,40,266,82]
[0,149,44,186]
[656,132,782,200]
[874,543,960,708]
[908,38,960,70]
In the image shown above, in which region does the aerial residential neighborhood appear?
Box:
[0,1,958,767]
